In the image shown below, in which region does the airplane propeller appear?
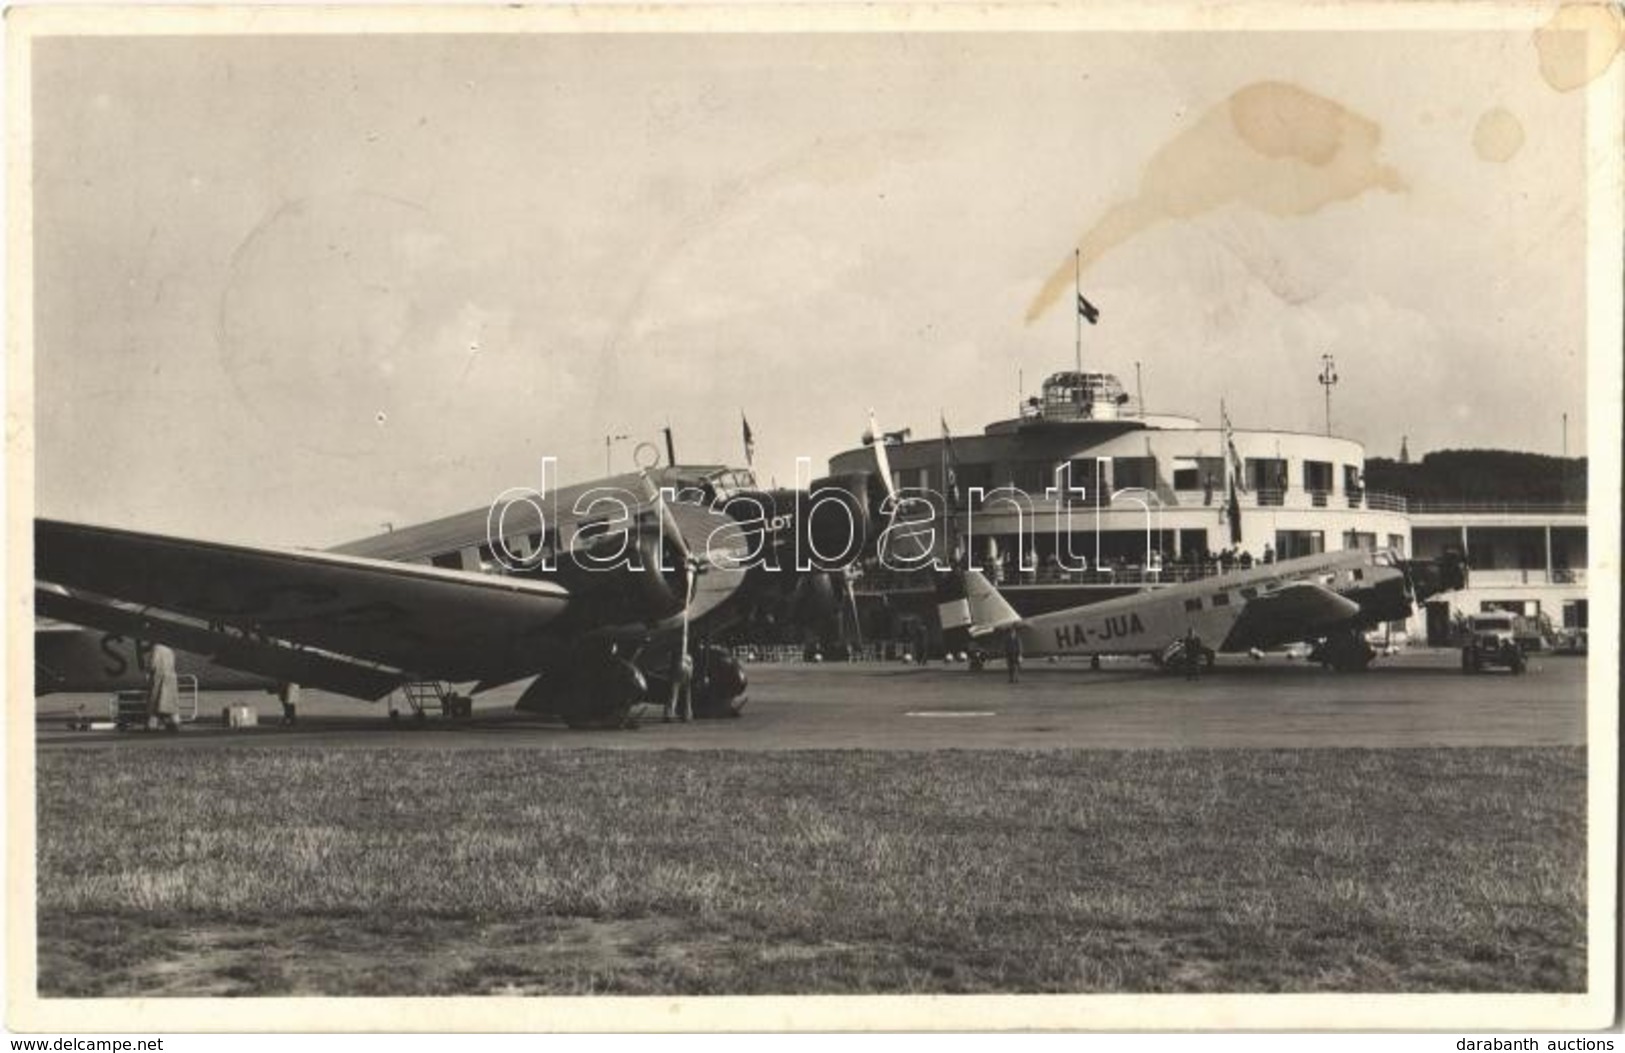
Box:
[863,409,900,507]
[670,551,703,718]
[639,469,709,718]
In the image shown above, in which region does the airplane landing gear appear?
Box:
[644,645,749,719]
[692,646,748,718]
[515,651,647,729]
[1316,630,1376,673]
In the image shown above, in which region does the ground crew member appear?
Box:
[1183,628,1204,681]
[1003,629,1023,684]
[146,643,179,732]
[278,681,300,726]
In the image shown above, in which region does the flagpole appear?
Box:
[1073,248,1083,380]
[940,410,951,559]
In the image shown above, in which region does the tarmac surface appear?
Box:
[34,649,1588,752]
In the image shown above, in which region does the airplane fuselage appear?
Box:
[1013,549,1406,658]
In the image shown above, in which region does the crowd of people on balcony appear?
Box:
[852,540,1282,589]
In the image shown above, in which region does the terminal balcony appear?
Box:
[1455,568,1586,587]
[853,558,1276,595]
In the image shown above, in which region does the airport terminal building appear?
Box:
[828,369,1587,643]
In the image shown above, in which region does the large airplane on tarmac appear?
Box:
[36,428,919,728]
[937,547,1466,672]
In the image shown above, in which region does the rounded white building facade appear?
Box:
[829,371,1411,579]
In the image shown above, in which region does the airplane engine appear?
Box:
[1401,551,1469,603]
[553,527,691,629]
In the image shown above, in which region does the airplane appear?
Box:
[935,547,1467,673]
[35,435,918,729]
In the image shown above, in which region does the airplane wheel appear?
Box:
[389,710,401,723]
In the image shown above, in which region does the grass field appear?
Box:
[36,747,1585,995]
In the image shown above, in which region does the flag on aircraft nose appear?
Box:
[1076,293,1100,325]
[741,412,755,467]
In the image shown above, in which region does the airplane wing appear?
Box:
[1220,580,1362,651]
[35,518,573,697]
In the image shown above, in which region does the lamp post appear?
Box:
[1317,353,1339,436]
[605,431,629,474]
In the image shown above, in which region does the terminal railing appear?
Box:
[853,559,1277,592]
[1410,500,1586,515]
[1463,568,1587,586]
[1028,488,1410,514]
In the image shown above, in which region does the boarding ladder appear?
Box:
[389,681,472,722]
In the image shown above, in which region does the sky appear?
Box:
[24,15,1614,546]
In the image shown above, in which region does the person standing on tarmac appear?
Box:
[1183,627,1204,681]
[146,643,180,732]
[278,681,300,726]
[1003,629,1023,684]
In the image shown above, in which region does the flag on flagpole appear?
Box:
[1227,479,1243,545]
[1076,293,1101,326]
[741,412,755,467]
[940,413,961,510]
[1221,405,1248,492]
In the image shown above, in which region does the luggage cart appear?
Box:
[110,675,198,728]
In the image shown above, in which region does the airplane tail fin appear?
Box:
[961,569,1023,634]
[934,568,1021,655]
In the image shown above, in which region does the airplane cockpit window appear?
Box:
[706,468,759,503]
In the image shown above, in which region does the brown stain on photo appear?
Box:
[1534,2,1625,92]
[1473,107,1527,163]
[1026,81,1405,322]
